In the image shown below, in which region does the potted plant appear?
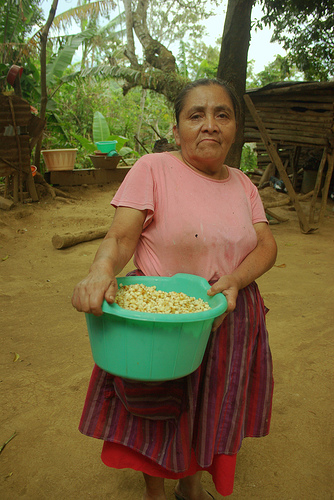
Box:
[73,112,138,169]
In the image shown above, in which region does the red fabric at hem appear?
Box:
[101,441,236,497]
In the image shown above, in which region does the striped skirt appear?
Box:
[79,281,273,474]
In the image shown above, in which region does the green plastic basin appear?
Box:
[95,141,117,154]
[85,273,227,381]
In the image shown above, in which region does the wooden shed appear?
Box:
[0,94,45,203]
[243,81,334,233]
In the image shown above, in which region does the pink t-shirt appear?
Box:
[111,152,267,281]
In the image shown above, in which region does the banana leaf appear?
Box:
[108,135,128,151]
[72,133,96,153]
[93,111,110,143]
[119,146,140,158]
[46,28,95,86]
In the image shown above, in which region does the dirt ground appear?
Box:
[0,182,333,500]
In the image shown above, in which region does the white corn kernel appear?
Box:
[115,283,210,314]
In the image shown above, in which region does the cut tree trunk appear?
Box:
[52,226,110,249]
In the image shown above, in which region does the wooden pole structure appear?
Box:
[309,147,328,224]
[244,94,316,234]
[319,151,334,223]
[8,97,22,202]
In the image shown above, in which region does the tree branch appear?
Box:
[123,0,140,68]
[132,0,176,73]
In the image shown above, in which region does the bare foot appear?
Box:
[142,492,167,500]
[142,473,167,500]
[175,483,214,500]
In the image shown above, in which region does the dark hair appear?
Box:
[174,78,241,128]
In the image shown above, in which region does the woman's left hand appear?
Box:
[207,275,239,331]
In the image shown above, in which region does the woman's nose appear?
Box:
[202,114,219,132]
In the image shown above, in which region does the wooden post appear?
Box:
[309,147,327,224]
[25,170,39,202]
[319,150,334,223]
[290,146,301,189]
[258,162,275,187]
[12,173,19,203]
[8,97,23,202]
[244,94,316,234]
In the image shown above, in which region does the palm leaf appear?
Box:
[96,11,126,35]
[52,1,117,32]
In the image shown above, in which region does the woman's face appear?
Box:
[173,84,237,178]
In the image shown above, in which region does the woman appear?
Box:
[72,78,277,500]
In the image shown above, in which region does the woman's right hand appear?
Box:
[71,270,118,316]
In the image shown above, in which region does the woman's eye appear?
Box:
[217,113,228,119]
[190,114,201,120]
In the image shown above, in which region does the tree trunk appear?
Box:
[34,0,58,170]
[135,89,147,152]
[217,0,255,167]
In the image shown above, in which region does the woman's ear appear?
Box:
[173,124,181,146]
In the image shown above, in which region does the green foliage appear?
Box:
[176,38,220,80]
[50,7,126,70]
[72,133,96,154]
[72,107,140,162]
[259,0,334,80]
[177,41,189,79]
[0,0,44,48]
[46,29,96,86]
[147,0,220,47]
[0,0,43,93]
[240,144,257,173]
[246,55,303,89]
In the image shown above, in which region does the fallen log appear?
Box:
[52,226,110,249]
[265,208,289,223]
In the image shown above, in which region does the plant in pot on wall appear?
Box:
[74,112,139,169]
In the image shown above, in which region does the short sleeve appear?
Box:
[231,168,268,225]
[111,156,155,227]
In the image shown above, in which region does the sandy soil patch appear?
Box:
[0,183,333,499]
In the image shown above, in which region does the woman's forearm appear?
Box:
[89,232,136,277]
[208,223,277,315]
[231,223,277,290]
[89,206,146,277]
